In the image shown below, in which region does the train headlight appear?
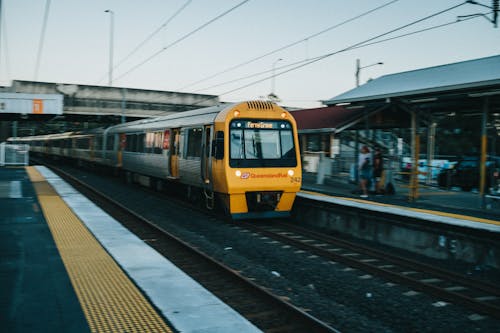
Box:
[288,169,294,176]
[235,170,242,177]
[234,110,240,117]
[280,112,287,119]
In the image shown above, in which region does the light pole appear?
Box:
[268,58,283,102]
[271,58,283,94]
[355,59,383,87]
[104,9,114,86]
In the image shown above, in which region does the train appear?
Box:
[10,101,302,219]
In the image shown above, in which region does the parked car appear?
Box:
[437,156,499,192]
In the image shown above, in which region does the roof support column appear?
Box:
[426,115,437,186]
[479,97,489,208]
[409,110,420,202]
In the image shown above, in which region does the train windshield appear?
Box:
[229,120,297,168]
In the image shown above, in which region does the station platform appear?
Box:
[301,173,500,233]
[0,166,261,333]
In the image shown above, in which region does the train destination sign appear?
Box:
[247,121,274,129]
[231,120,291,130]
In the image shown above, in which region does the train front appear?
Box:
[213,101,302,219]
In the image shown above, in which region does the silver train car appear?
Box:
[11,101,303,219]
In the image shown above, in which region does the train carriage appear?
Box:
[10,101,302,220]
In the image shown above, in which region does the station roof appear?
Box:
[291,105,364,133]
[324,55,500,105]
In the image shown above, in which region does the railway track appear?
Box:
[240,220,500,319]
[45,163,338,333]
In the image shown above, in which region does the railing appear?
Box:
[0,143,30,166]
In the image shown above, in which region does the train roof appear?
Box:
[106,103,234,133]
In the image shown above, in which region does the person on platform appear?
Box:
[373,147,384,194]
[358,145,371,198]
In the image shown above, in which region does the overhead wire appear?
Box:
[113,0,251,83]
[195,14,481,94]
[193,1,472,103]
[96,0,193,84]
[34,0,51,81]
[178,0,401,91]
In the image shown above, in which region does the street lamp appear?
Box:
[355,59,383,87]
[104,9,114,86]
[268,58,283,102]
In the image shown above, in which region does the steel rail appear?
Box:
[240,221,500,319]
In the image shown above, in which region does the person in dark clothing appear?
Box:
[358,145,371,198]
[373,147,384,194]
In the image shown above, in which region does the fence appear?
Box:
[0,143,30,166]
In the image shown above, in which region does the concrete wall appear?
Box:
[293,198,500,270]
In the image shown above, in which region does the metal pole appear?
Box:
[427,118,436,185]
[105,10,114,86]
[120,88,126,123]
[356,59,383,87]
[0,0,3,81]
[271,58,282,94]
[409,111,419,202]
[479,97,489,208]
[355,59,360,87]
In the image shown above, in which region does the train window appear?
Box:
[126,134,136,152]
[229,120,296,168]
[186,128,202,158]
[214,131,224,160]
[145,132,155,153]
[94,137,103,150]
[106,135,115,151]
[154,131,163,154]
[280,131,295,158]
[230,130,243,159]
[76,138,90,149]
[137,134,145,152]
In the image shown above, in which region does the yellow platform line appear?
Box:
[301,190,500,227]
[26,166,173,333]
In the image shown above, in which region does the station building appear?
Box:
[293,55,500,200]
[0,80,219,140]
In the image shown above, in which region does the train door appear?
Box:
[202,125,213,183]
[118,133,126,167]
[169,128,180,178]
[202,125,214,209]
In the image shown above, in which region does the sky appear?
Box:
[0,0,499,109]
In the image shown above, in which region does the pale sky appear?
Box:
[1,0,499,108]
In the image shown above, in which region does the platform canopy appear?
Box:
[324,55,500,109]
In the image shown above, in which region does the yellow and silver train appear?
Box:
[12,101,302,219]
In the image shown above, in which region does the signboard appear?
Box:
[230,120,292,130]
[0,93,63,115]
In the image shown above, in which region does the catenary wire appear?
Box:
[96,0,193,85]
[178,0,400,91]
[195,14,480,94]
[34,0,51,80]
[113,0,251,84]
[192,1,472,104]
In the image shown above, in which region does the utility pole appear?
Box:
[0,0,3,82]
[355,59,383,87]
[104,9,114,86]
[494,0,499,27]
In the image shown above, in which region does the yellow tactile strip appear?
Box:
[301,190,500,227]
[26,167,174,333]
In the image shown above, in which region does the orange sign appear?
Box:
[32,99,44,114]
